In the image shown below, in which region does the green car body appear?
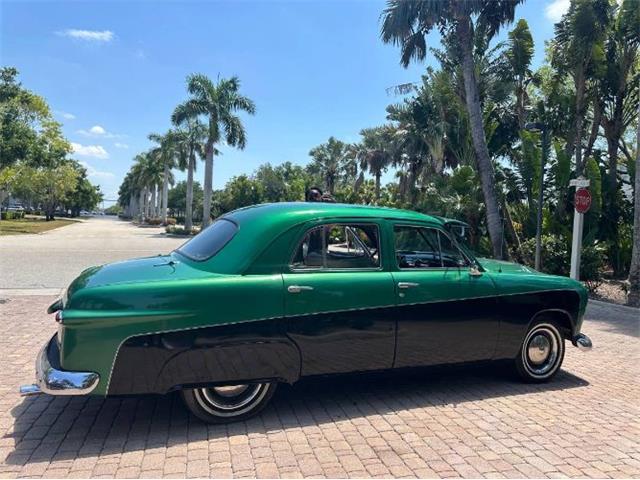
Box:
[25,203,590,401]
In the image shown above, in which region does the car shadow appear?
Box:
[5,363,589,465]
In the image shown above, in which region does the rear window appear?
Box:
[176,219,238,261]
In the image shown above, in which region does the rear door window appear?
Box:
[291,224,380,270]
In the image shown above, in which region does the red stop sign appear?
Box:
[575,188,592,214]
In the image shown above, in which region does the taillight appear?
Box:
[55,311,64,323]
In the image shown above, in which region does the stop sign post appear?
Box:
[569,177,591,280]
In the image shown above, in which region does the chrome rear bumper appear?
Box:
[572,333,593,352]
[19,335,99,397]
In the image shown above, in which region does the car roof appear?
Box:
[189,203,446,274]
[225,202,444,230]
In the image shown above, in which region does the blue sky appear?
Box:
[1,0,569,206]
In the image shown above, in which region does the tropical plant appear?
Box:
[173,74,256,228]
[148,131,178,224]
[550,0,612,175]
[381,0,524,259]
[307,137,353,195]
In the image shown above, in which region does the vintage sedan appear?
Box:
[20,203,592,423]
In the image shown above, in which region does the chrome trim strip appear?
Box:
[25,336,100,396]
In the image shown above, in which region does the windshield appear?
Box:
[175,218,238,261]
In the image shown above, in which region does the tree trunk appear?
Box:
[162,163,169,224]
[627,101,640,306]
[457,18,504,259]
[138,190,144,223]
[202,139,214,229]
[150,185,157,219]
[185,151,195,232]
[374,172,381,203]
[574,69,586,175]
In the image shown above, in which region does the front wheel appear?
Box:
[515,320,565,382]
[181,382,277,424]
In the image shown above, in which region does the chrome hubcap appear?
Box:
[213,384,249,397]
[528,334,551,364]
[522,325,562,378]
[193,383,270,417]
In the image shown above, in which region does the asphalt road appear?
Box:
[0,216,184,293]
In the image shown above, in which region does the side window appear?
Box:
[291,224,380,270]
[394,226,467,269]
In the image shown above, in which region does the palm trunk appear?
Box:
[457,18,504,259]
[157,183,162,218]
[202,139,214,229]
[374,172,381,203]
[627,101,640,306]
[603,95,625,276]
[185,151,195,231]
[162,163,169,224]
[150,185,157,219]
[144,187,150,219]
[574,70,586,175]
[138,190,144,223]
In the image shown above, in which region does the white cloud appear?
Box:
[71,142,109,159]
[57,29,114,42]
[545,0,570,22]
[114,142,129,149]
[55,110,76,120]
[76,125,124,139]
[79,162,115,179]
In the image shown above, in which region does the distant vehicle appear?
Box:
[21,203,592,424]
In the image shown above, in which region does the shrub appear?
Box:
[146,217,163,226]
[1,211,24,220]
[581,242,606,292]
[165,217,177,226]
[521,235,570,276]
[165,225,196,236]
[520,234,606,292]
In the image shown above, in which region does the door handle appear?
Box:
[397,282,419,289]
[287,285,314,293]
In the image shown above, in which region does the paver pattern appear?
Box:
[0,297,638,478]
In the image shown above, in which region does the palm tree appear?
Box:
[550,0,612,175]
[381,0,523,259]
[506,19,535,129]
[173,74,256,228]
[597,0,639,275]
[628,100,640,306]
[308,137,350,195]
[356,127,394,202]
[148,131,179,224]
[169,119,207,231]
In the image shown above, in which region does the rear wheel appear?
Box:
[515,320,565,382]
[181,382,277,424]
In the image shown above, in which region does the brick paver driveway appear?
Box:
[0,297,638,478]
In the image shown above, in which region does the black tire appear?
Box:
[515,319,565,383]
[181,382,277,424]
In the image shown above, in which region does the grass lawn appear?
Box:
[0,216,77,235]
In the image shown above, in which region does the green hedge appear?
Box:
[1,211,25,220]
